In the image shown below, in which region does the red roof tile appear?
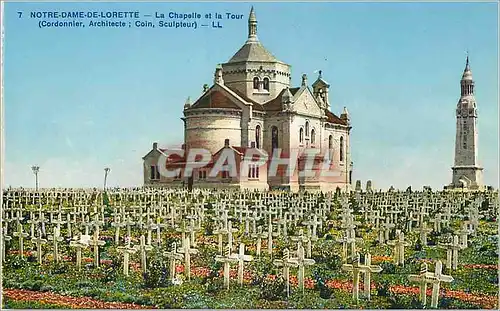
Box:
[262,87,300,112]
[228,88,265,111]
[325,109,347,125]
[189,90,242,110]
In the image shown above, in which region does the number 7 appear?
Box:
[18,12,22,18]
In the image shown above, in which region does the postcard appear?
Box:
[1,1,498,309]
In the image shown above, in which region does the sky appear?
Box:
[2,1,499,190]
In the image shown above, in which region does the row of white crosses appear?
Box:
[207,196,330,259]
[0,188,492,286]
[4,187,484,222]
[5,189,456,234]
[3,191,245,275]
[0,195,468,253]
[0,189,487,307]
[359,191,467,227]
[5,187,492,212]
[354,192,476,271]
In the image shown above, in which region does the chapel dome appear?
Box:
[228,41,279,63]
[227,6,282,64]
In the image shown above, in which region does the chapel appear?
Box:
[143,7,353,192]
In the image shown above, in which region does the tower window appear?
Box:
[305,121,310,137]
[150,165,156,180]
[271,126,279,150]
[255,125,261,149]
[299,127,304,143]
[263,78,270,91]
[311,129,316,145]
[340,136,344,162]
[150,165,160,180]
[253,77,260,90]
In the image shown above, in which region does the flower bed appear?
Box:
[2,289,154,309]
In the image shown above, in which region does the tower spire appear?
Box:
[247,6,258,43]
[461,54,474,96]
[465,50,470,70]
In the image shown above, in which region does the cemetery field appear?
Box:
[1,189,499,309]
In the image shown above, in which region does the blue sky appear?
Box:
[3,1,499,190]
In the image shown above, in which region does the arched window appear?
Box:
[299,128,304,143]
[340,136,344,162]
[328,135,334,161]
[311,129,316,145]
[305,121,310,137]
[255,125,261,149]
[253,77,260,90]
[271,126,279,150]
[263,78,270,91]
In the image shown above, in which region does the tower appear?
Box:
[312,70,331,109]
[221,7,291,104]
[449,55,484,190]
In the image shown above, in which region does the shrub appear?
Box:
[145,283,205,308]
[380,262,396,274]
[142,249,170,288]
[7,256,29,270]
[75,280,93,288]
[259,276,286,301]
[376,279,390,297]
[20,280,43,291]
[47,261,68,275]
[414,240,422,251]
[204,220,214,235]
[40,285,55,292]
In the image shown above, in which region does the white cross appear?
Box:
[290,242,315,294]
[386,230,411,266]
[134,235,153,273]
[408,261,453,308]
[230,243,253,285]
[163,242,184,282]
[47,226,64,263]
[273,248,298,297]
[215,244,239,289]
[176,237,198,281]
[89,228,106,267]
[117,237,138,276]
[69,234,89,271]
